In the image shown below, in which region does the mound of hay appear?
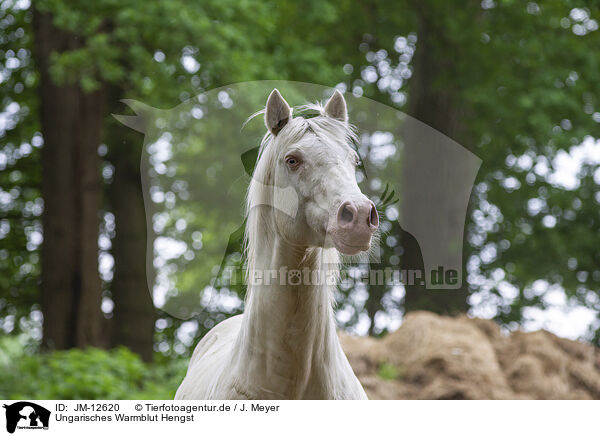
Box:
[339,311,600,399]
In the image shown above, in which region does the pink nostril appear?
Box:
[368,204,379,228]
[338,202,356,227]
[341,206,354,223]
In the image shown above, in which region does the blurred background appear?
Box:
[0,0,599,399]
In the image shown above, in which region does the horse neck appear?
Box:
[233,207,342,398]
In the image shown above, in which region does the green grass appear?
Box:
[377,362,402,381]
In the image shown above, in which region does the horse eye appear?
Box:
[285,156,301,169]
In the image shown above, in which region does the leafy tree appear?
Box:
[346,0,600,340]
[1,0,357,356]
[2,0,600,362]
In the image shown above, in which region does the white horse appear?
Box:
[175,89,379,400]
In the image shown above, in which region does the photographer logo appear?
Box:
[3,402,50,434]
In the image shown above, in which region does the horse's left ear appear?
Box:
[324,90,348,123]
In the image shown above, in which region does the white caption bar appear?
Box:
[0,400,597,436]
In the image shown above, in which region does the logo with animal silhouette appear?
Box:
[2,402,50,434]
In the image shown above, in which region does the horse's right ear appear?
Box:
[265,89,292,135]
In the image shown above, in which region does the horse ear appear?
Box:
[265,89,292,135]
[324,90,348,123]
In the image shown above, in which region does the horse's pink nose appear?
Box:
[337,200,379,231]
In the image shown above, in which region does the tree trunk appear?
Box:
[402,6,470,315]
[107,119,155,361]
[33,10,106,349]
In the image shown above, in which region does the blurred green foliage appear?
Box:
[0,337,187,399]
[1,0,600,362]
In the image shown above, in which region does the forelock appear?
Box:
[256,105,357,157]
